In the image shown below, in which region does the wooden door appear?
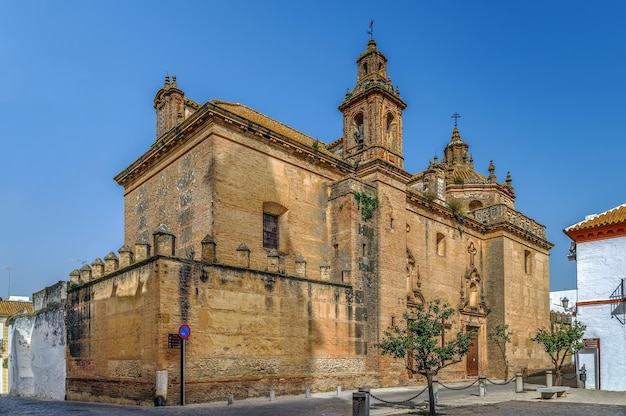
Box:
[466,326,479,376]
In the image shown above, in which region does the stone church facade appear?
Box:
[66,38,552,405]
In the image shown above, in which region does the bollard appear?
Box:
[269,390,275,401]
[337,385,342,396]
[155,370,168,406]
[358,388,370,412]
[227,394,234,405]
[478,375,487,397]
[305,388,311,398]
[515,372,524,393]
[546,370,553,388]
[352,392,369,416]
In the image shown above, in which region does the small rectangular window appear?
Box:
[263,213,279,249]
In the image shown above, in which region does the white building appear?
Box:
[564,203,626,391]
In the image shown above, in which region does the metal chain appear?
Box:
[561,373,578,381]
[368,385,428,405]
[439,378,479,390]
[486,375,516,385]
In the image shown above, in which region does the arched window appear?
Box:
[469,200,483,211]
[263,202,287,251]
[353,113,364,144]
[524,250,533,274]
[436,233,446,257]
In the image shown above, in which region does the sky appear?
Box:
[1,1,625,298]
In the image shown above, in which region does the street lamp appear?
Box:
[560,297,576,313]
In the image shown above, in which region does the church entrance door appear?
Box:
[466,326,479,376]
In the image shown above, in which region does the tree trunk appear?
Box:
[426,372,436,416]
[555,367,563,386]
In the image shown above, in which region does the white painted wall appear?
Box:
[8,315,34,396]
[575,235,626,391]
[8,281,66,399]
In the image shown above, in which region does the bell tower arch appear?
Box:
[339,38,407,169]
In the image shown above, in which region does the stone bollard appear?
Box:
[478,375,487,397]
[227,394,234,405]
[305,388,311,398]
[269,390,275,401]
[515,372,524,393]
[358,388,370,412]
[154,370,168,406]
[546,370,553,388]
[337,386,342,396]
[352,391,369,416]
[432,377,439,405]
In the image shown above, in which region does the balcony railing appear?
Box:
[472,204,546,240]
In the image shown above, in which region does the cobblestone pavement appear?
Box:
[2,381,626,415]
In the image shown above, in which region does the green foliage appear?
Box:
[423,192,436,203]
[378,299,473,415]
[446,199,462,214]
[533,321,586,386]
[2,357,7,369]
[353,191,379,221]
[312,140,319,151]
[488,323,513,380]
[454,176,465,185]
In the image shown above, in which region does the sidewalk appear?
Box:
[362,380,626,415]
[173,379,626,416]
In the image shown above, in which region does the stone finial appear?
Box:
[104,252,119,274]
[69,269,80,286]
[135,241,151,261]
[488,160,496,182]
[320,260,331,281]
[201,235,217,263]
[80,264,92,284]
[295,255,307,277]
[153,223,176,256]
[506,171,513,187]
[91,258,105,279]
[237,243,250,268]
[267,249,280,273]
[118,245,134,268]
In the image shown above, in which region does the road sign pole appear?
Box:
[181,338,185,406]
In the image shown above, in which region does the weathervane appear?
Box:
[451,112,462,127]
[367,19,374,39]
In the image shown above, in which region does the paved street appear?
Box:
[2,381,626,415]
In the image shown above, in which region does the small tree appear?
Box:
[488,323,513,380]
[378,299,473,416]
[533,321,586,386]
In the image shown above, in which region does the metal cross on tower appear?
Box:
[367,20,374,39]
[451,112,462,127]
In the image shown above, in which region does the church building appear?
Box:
[66,37,552,405]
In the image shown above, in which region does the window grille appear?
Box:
[263,213,278,250]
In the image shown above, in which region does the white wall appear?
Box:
[576,235,626,391]
[8,281,66,399]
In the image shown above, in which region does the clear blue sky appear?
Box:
[1,1,625,298]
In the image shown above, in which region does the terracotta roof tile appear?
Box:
[566,203,626,232]
[0,300,32,316]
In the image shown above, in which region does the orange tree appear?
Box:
[378,299,473,416]
[533,321,586,386]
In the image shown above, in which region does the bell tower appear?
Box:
[339,37,407,169]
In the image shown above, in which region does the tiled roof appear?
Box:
[0,300,32,317]
[566,203,626,232]
[210,100,337,158]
